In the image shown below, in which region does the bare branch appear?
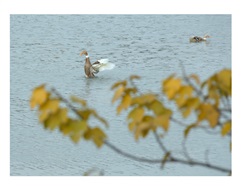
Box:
[104,140,231,173]
[104,140,162,164]
[182,139,193,162]
[153,131,168,153]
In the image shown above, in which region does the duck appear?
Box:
[80,50,115,78]
[189,35,211,42]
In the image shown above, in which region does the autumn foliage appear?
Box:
[30,68,231,174]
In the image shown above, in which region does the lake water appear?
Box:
[10,14,231,176]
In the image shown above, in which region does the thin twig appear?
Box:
[182,139,193,162]
[153,131,168,153]
[169,156,230,173]
[205,149,210,166]
[171,116,222,135]
[51,88,80,116]
[104,140,162,163]
[179,62,205,100]
[171,117,209,129]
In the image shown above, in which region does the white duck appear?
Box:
[80,50,115,78]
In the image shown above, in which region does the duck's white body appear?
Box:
[80,51,115,78]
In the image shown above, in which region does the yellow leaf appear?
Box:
[60,119,87,138]
[184,123,196,138]
[189,74,200,85]
[128,121,136,131]
[147,100,164,115]
[175,85,193,107]
[221,121,231,136]
[216,69,231,96]
[44,108,68,130]
[70,132,82,143]
[71,96,87,106]
[129,75,141,80]
[153,109,172,131]
[83,128,92,140]
[131,94,156,106]
[70,120,88,143]
[39,99,60,113]
[116,104,124,115]
[44,113,60,130]
[116,94,131,114]
[30,84,49,109]
[78,109,93,120]
[91,128,107,148]
[198,103,220,128]
[142,115,154,123]
[135,122,152,140]
[207,84,220,107]
[83,127,107,145]
[39,110,50,122]
[111,80,127,90]
[56,108,68,123]
[125,88,138,95]
[163,77,182,100]
[181,97,200,118]
[112,85,125,103]
[122,94,132,109]
[128,107,145,123]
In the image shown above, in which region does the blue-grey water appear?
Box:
[10,15,231,176]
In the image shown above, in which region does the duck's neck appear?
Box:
[85,55,91,64]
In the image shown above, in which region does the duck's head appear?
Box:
[204,35,211,39]
[80,50,88,56]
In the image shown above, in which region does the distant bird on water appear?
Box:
[79,50,115,78]
[189,35,211,42]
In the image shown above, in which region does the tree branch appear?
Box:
[50,87,231,174]
[104,140,162,163]
[153,131,168,153]
[104,140,231,174]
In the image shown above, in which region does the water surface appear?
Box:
[10,15,231,176]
